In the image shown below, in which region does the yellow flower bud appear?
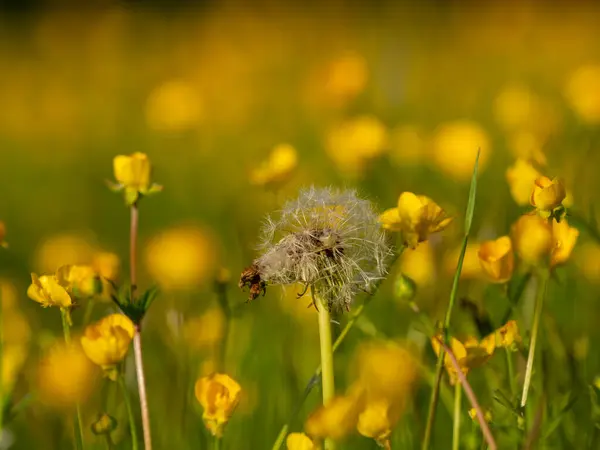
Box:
[38,343,97,408]
[478,236,514,283]
[27,273,72,308]
[550,219,579,268]
[56,264,102,299]
[357,399,395,447]
[81,314,135,375]
[195,373,241,437]
[249,144,298,187]
[530,176,566,213]
[286,432,317,450]
[91,413,117,436]
[305,394,363,441]
[511,214,553,265]
[112,152,161,205]
[506,158,541,206]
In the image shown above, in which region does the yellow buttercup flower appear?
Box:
[478,236,514,283]
[506,158,542,206]
[565,64,600,123]
[511,214,553,265]
[249,143,298,187]
[81,314,135,377]
[431,335,494,385]
[27,273,72,308]
[56,264,102,299]
[486,320,521,350]
[550,219,579,268]
[286,432,318,450]
[357,399,395,449]
[38,343,97,408]
[530,176,566,215]
[145,79,202,132]
[326,116,388,176]
[305,394,363,441]
[380,192,452,248]
[112,152,161,205]
[145,225,217,290]
[431,120,490,181]
[195,373,241,437]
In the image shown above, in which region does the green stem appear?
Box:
[216,283,231,371]
[316,293,336,450]
[118,374,139,450]
[133,329,152,450]
[422,234,470,450]
[60,308,85,450]
[506,349,516,399]
[82,299,95,326]
[520,270,548,409]
[214,436,221,450]
[104,434,114,450]
[453,383,462,450]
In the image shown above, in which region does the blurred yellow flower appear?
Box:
[305,394,363,441]
[286,432,318,450]
[530,176,566,215]
[357,399,394,448]
[146,79,202,132]
[469,408,492,423]
[575,243,600,282]
[145,225,216,290]
[35,232,95,274]
[431,121,490,181]
[91,413,117,436]
[511,214,553,265]
[38,343,96,408]
[494,85,537,131]
[550,219,579,268]
[506,158,542,206]
[324,52,368,105]
[478,236,514,283]
[27,273,72,308]
[444,242,483,280]
[249,143,298,187]
[431,335,494,385]
[184,308,226,351]
[195,373,241,437]
[56,264,102,299]
[565,64,600,123]
[2,344,28,394]
[326,115,388,175]
[400,242,435,288]
[113,152,161,205]
[81,314,134,377]
[507,131,547,166]
[380,192,452,248]
[92,252,120,282]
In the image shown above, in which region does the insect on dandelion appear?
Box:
[240,187,392,312]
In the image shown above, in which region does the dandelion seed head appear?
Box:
[253,187,392,311]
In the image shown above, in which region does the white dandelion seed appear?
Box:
[240,187,392,312]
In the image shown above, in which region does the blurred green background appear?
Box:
[2,0,600,449]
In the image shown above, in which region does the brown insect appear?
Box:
[238,264,267,302]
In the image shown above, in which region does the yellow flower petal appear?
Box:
[551,219,579,267]
[478,236,514,283]
[286,432,317,450]
[195,373,242,437]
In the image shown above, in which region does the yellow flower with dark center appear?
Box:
[305,394,364,441]
[38,343,97,408]
[56,264,102,299]
[511,214,553,265]
[530,176,566,214]
[250,143,298,187]
[27,273,72,308]
[380,192,452,248]
[112,152,161,205]
[286,432,318,450]
[80,314,135,377]
[506,159,541,206]
[195,373,242,437]
[478,236,514,283]
[357,399,395,448]
[550,219,579,268]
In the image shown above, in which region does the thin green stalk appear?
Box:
[506,349,516,399]
[214,436,222,450]
[520,270,548,409]
[104,434,114,450]
[453,383,462,450]
[82,299,95,326]
[422,150,479,450]
[316,293,336,450]
[60,308,85,450]
[118,373,139,450]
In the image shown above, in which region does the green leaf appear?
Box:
[464,148,480,235]
[543,393,578,440]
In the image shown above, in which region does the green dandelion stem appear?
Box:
[453,383,462,450]
[316,291,336,450]
[422,150,479,450]
[60,308,85,450]
[119,373,139,450]
[521,270,548,409]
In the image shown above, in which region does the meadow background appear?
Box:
[1,0,600,449]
